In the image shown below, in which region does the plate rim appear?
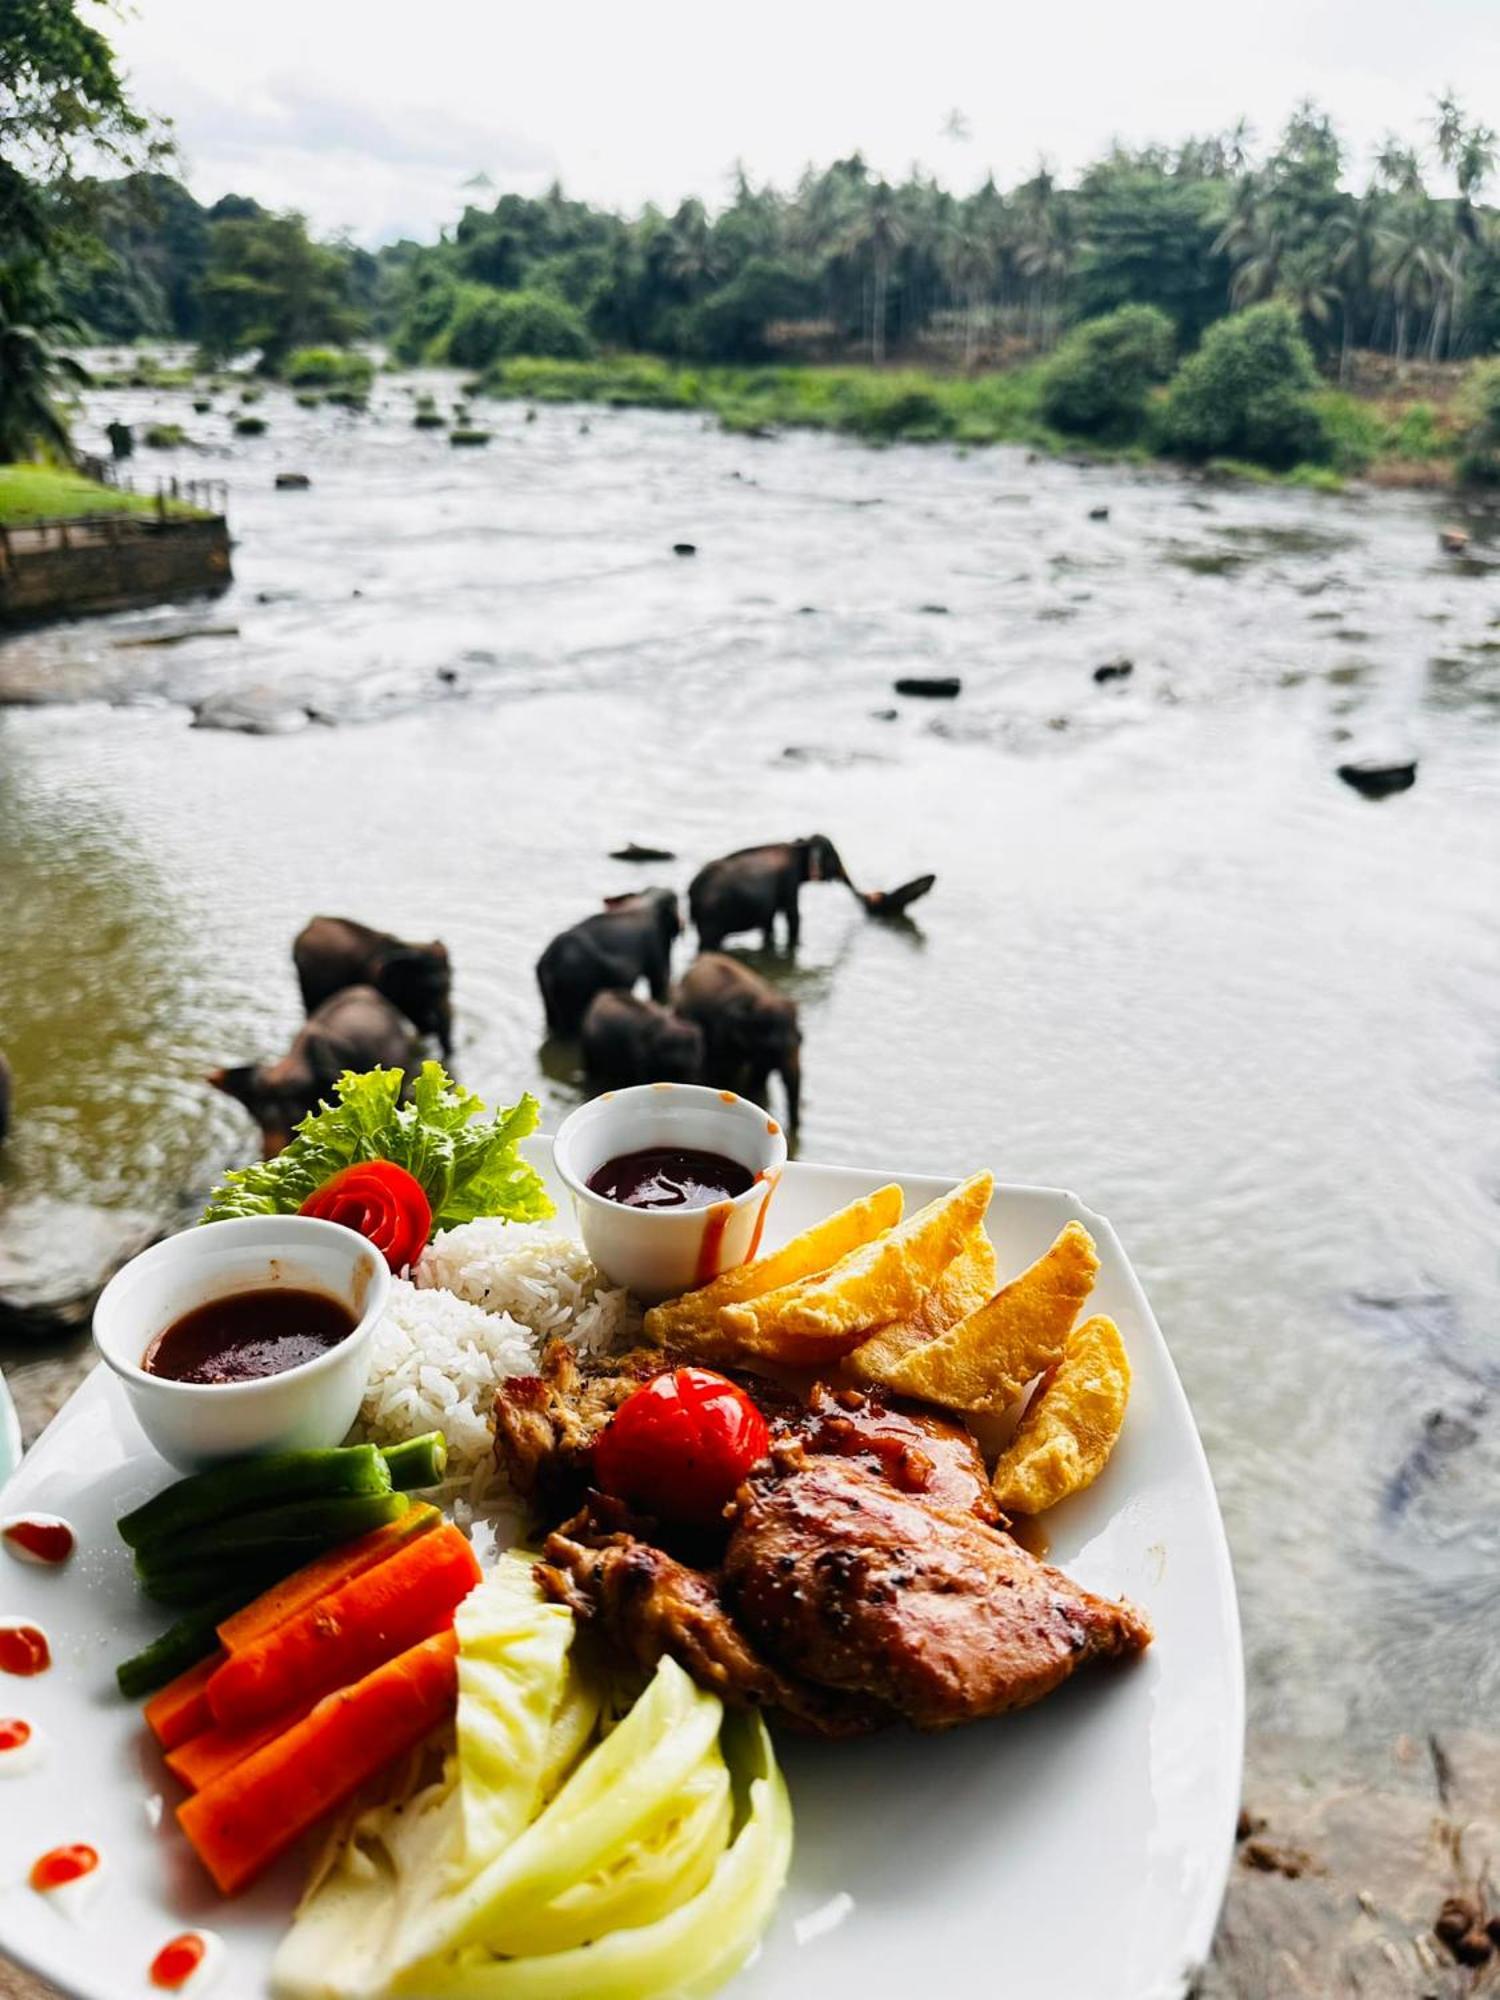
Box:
[0,1156,1245,2000]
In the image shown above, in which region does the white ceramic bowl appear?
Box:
[553,1084,787,1303]
[93,1216,389,1470]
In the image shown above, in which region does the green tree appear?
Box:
[0,263,87,460]
[1040,304,1175,438]
[198,212,358,369]
[1162,301,1329,467]
[839,178,907,364]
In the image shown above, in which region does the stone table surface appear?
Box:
[2,1339,1493,2000]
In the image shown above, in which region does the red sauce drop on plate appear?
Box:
[0,1717,31,1751]
[150,1934,209,1989]
[29,1844,98,1892]
[0,1625,50,1676]
[2,1516,75,1565]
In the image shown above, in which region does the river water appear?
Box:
[2,366,1498,1984]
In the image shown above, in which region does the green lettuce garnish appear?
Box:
[200,1064,554,1234]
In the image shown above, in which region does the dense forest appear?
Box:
[59,101,1500,377]
[4,0,1498,480]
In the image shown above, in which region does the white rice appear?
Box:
[355,1221,639,1527]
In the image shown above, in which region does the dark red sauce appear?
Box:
[695,1203,733,1286]
[0,1624,50,1676]
[142,1287,356,1385]
[150,1934,209,1989]
[0,1717,32,1751]
[588,1146,754,1211]
[2,1516,75,1566]
[30,1843,98,1892]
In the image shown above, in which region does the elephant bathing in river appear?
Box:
[536,888,681,1036]
[689,836,850,951]
[580,991,705,1089]
[674,953,801,1128]
[294,916,453,1057]
[208,986,418,1156]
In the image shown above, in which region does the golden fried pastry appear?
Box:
[718,1173,994,1363]
[863,1220,1099,1415]
[841,1229,999,1386]
[644,1184,905,1353]
[990,1313,1131,1513]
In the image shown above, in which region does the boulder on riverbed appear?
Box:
[894,675,962,699]
[1093,656,1134,683]
[1337,758,1418,800]
[274,471,311,490]
[190,686,316,735]
[0,1195,163,1340]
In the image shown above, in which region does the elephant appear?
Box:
[207,986,419,1157]
[0,1048,10,1145]
[674,953,802,1128]
[535,888,681,1036]
[688,836,851,951]
[293,916,453,1056]
[580,991,706,1090]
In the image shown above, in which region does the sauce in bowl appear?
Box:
[587,1146,754,1211]
[142,1287,357,1385]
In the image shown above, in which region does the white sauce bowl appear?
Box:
[553,1084,787,1303]
[93,1216,389,1470]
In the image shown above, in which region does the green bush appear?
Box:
[392,274,460,365]
[1161,303,1329,468]
[143,422,187,448]
[842,385,953,442]
[449,427,492,446]
[445,288,593,368]
[1039,306,1175,439]
[233,414,267,436]
[281,346,374,391]
[1457,358,1500,484]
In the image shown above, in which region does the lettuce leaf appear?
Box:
[200,1063,553,1234]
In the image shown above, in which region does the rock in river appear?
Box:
[191,685,316,734]
[1337,759,1418,800]
[611,841,677,863]
[1093,656,1134,683]
[894,676,962,699]
[0,1196,163,1341]
[274,471,312,490]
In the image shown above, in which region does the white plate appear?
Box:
[0,1145,1242,2000]
[0,1371,19,1486]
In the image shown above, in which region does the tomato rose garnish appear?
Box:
[593,1367,770,1525]
[299,1161,431,1273]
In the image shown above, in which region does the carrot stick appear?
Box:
[205,1523,479,1731]
[178,1628,459,1896]
[144,1652,225,1752]
[215,1501,442,1654]
[165,1692,318,1794]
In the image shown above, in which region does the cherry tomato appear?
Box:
[593,1367,770,1525]
[299,1160,432,1273]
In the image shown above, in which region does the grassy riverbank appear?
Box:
[485,354,1467,488]
[0,465,205,527]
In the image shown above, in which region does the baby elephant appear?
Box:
[674,953,802,1127]
[294,916,453,1057]
[536,888,681,1037]
[581,991,705,1090]
[208,986,418,1157]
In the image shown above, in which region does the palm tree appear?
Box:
[1431,95,1496,355]
[839,178,907,364]
[0,266,88,463]
[1276,241,1342,353]
[1013,163,1076,349]
[664,199,718,293]
[1377,199,1442,362]
[941,203,1001,366]
[1328,189,1382,378]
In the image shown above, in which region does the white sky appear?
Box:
[108,0,1500,246]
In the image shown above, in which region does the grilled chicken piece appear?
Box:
[789,1382,1000,1523]
[539,1501,885,1737]
[724,1449,1152,1730]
